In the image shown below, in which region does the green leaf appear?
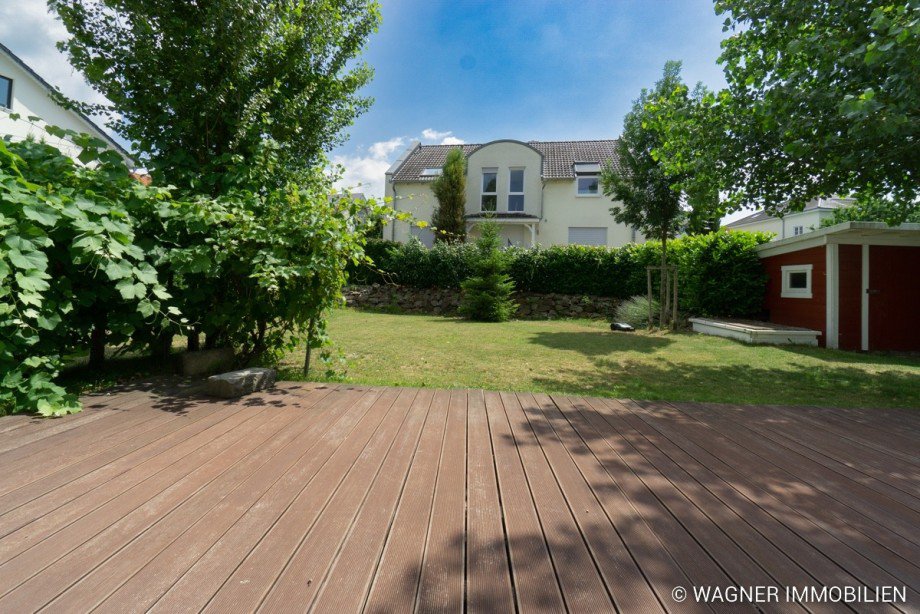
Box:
[15,272,50,293]
[116,278,138,300]
[23,205,60,227]
[6,248,47,271]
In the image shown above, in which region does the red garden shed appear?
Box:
[756,222,920,351]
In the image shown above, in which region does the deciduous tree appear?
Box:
[712,0,920,217]
[50,0,381,193]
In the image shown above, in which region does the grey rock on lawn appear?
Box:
[206,368,277,398]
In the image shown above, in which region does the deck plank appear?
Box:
[0,384,913,613]
[415,389,469,614]
[362,389,451,614]
[500,391,614,613]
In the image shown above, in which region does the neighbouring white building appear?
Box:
[0,41,130,163]
[724,197,856,240]
[384,139,643,248]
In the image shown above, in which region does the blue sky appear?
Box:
[332,0,730,197]
[3,0,730,200]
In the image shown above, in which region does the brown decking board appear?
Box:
[0,384,916,613]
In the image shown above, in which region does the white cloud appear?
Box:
[421,128,450,141]
[333,129,466,198]
[367,136,406,159]
[422,128,465,145]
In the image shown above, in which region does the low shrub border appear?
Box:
[348,231,772,318]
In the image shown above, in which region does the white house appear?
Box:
[0,41,130,163]
[384,139,642,248]
[724,197,855,240]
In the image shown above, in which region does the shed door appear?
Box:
[868,246,920,351]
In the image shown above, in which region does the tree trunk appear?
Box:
[303,318,317,377]
[187,329,200,352]
[151,330,173,362]
[659,234,668,327]
[89,311,107,369]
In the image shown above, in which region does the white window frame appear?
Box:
[575,175,600,197]
[420,167,442,177]
[480,168,498,212]
[793,225,804,236]
[508,167,524,212]
[781,264,813,299]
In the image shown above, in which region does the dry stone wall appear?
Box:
[343,284,618,319]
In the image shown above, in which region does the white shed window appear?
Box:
[793,225,804,236]
[568,227,607,246]
[508,168,524,212]
[481,168,497,212]
[781,264,813,298]
[0,76,11,109]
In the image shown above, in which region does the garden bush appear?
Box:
[614,295,660,329]
[459,223,516,322]
[351,230,771,318]
[1,127,394,416]
[1,135,176,415]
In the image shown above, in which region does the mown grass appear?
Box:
[280,309,920,409]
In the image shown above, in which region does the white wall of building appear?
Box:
[464,141,543,217]
[730,209,838,240]
[0,52,123,162]
[540,179,638,247]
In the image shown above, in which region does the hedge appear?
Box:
[348,231,772,318]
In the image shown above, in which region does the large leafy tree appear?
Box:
[430,148,467,243]
[713,0,920,217]
[50,0,381,193]
[602,61,718,325]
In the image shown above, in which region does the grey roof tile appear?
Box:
[389,139,620,182]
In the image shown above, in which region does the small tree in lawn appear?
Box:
[459,222,516,322]
[602,61,717,327]
[430,148,467,243]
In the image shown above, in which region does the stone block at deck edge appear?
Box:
[206,368,277,398]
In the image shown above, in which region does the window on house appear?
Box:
[793,225,804,236]
[781,264,813,298]
[481,168,497,212]
[508,168,524,212]
[568,227,607,246]
[577,176,599,196]
[0,76,12,110]
[420,167,442,177]
[574,161,600,196]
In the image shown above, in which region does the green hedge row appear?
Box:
[349,231,772,318]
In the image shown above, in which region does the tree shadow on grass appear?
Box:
[531,359,920,409]
[527,331,673,357]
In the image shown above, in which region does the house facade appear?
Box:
[0,42,130,163]
[384,139,641,248]
[725,197,855,240]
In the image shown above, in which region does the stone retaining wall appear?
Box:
[343,284,618,319]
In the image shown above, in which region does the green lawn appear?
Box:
[280,309,920,409]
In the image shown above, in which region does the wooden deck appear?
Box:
[0,382,917,613]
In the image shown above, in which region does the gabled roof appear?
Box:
[0,41,132,161]
[388,139,621,183]
[725,197,855,228]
